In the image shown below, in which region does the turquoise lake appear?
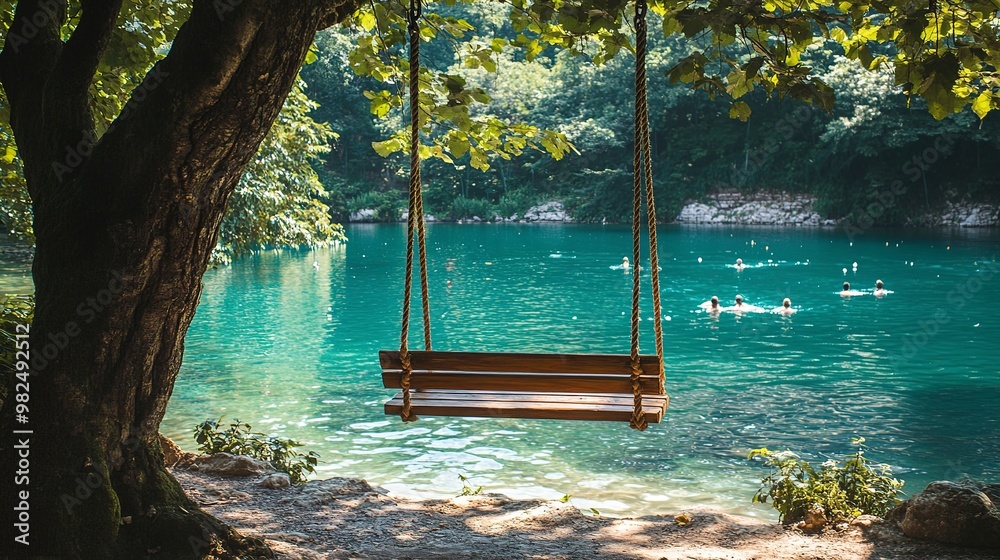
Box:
[3,225,999,518]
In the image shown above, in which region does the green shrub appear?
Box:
[450,196,494,220]
[194,418,319,484]
[496,189,537,219]
[346,191,403,221]
[749,437,904,523]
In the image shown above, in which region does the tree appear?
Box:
[1,0,356,557]
[1,0,997,558]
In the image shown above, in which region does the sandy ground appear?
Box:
[173,469,999,560]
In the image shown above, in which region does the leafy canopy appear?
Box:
[0,0,343,254]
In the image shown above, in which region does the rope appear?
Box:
[629,0,649,431]
[635,0,665,393]
[398,0,429,422]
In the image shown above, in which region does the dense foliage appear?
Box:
[749,438,905,523]
[194,418,320,484]
[0,0,343,256]
[4,0,999,248]
[307,2,1000,224]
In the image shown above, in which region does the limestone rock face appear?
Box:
[892,481,1000,548]
[189,452,276,477]
[523,201,572,222]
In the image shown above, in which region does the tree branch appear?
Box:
[56,0,125,100]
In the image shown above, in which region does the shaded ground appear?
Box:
[173,469,998,560]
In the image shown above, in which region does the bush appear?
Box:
[749,437,904,523]
[194,418,319,484]
[449,196,494,220]
[345,191,403,221]
[495,189,538,220]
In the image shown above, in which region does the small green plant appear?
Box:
[749,437,904,523]
[559,493,600,516]
[449,196,494,220]
[194,418,319,484]
[457,473,483,496]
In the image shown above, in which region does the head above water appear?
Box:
[735,294,743,304]
[843,282,850,290]
[876,279,884,289]
[783,298,791,308]
[736,258,743,265]
[711,296,719,306]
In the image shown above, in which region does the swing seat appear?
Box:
[380,350,669,423]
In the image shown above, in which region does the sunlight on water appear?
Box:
[9,225,994,519]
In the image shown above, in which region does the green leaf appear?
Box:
[729,101,751,122]
[972,91,992,119]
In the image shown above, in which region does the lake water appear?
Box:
[4,225,999,518]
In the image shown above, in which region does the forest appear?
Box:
[305,3,1000,227]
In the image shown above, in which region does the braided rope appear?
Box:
[398,0,427,422]
[635,0,664,393]
[629,0,649,431]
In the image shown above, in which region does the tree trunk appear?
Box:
[1,0,357,557]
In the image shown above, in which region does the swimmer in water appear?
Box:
[734,258,746,271]
[622,257,630,271]
[774,298,796,316]
[873,279,888,297]
[700,295,721,314]
[840,281,854,297]
[731,294,746,312]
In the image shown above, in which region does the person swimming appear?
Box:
[734,258,746,271]
[840,281,865,297]
[774,297,796,316]
[699,295,721,314]
[622,257,630,271]
[873,279,888,297]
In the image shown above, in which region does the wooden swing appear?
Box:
[381,0,667,430]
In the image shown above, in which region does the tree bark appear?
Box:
[1,0,357,557]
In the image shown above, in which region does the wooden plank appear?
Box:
[379,350,662,376]
[384,391,668,423]
[382,370,663,394]
[397,389,668,406]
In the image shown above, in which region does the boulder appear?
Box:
[159,433,196,468]
[189,452,276,477]
[891,481,1000,548]
[259,473,292,488]
[799,503,828,534]
[349,208,376,222]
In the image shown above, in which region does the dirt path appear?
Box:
[173,469,998,560]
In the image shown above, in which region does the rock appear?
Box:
[523,201,572,222]
[259,473,292,488]
[349,208,376,222]
[892,481,1000,548]
[850,514,881,529]
[799,503,828,534]
[189,453,276,477]
[159,433,196,468]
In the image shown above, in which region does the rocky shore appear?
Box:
[350,192,999,228]
[172,463,1000,560]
